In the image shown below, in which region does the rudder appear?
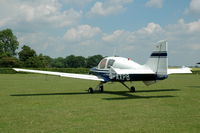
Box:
[145,40,168,78]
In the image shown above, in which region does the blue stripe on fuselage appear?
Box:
[90,67,110,82]
[90,67,168,82]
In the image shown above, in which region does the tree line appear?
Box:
[0,29,103,68]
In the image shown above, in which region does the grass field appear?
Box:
[0,74,199,133]
[192,68,200,71]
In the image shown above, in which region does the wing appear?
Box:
[167,67,192,74]
[13,68,104,81]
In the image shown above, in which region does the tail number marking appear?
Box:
[116,74,130,81]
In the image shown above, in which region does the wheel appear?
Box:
[100,85,104,92]
[88,87,94,93]
[130,86,135,92]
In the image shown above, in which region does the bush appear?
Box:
[0,68,16,74]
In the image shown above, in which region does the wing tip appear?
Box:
[13,68,19,72]
[168,67,192,74]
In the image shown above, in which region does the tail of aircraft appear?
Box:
[144,40,168,85]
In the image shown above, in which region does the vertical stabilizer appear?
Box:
[145,40,168,78]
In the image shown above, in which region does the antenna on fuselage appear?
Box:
[112,48,118,57]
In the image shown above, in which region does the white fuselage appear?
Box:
[97,57,154,74]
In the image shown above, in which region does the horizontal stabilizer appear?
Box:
[167,67,192,74]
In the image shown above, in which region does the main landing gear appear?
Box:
[88,82,104,94]
[88,82,136,94]
[120,82,136,92]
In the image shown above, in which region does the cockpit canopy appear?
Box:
[97,57,142,70]
[98,58,115,69]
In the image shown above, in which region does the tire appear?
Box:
[88,87,94,93]
[130,86,135,92]
[100,85,104,92]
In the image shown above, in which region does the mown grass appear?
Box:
[192,67,200,71]
[0,74,199,133]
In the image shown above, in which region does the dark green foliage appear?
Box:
[0,56,22,67]
[37,54,51,68]
[65,55,86,68]
[40,55,53,68]
[0,68,16,73]
[0,29,20,67]
[18,46,51,68]
[51,57,65,68]
[24,56,42,68]
[0,29,19,57]
[86,55,103,68]
[0,28,104,68]
[50,55,103,68]
[18,45,36,62]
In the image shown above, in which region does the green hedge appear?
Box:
[0,68,89,74]
[0,68,16,74]
[192,70,200,74]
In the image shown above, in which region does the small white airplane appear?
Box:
[13,40,192,93]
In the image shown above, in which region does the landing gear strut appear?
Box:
[120,82,136,92]
[99,85,104,92]
[88,82,104,94]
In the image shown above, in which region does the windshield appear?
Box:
[99,59,107,69]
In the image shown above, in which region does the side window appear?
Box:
[99,59,107,69]
[107,59,115,68]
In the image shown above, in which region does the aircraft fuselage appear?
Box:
[89,56,168,82]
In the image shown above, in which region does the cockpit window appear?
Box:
[99,59,107,69]
[107,59,115,68]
